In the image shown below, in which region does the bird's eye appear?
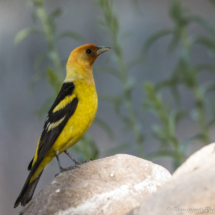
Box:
[86,49,92,54]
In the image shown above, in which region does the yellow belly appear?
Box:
[30,80,98,182]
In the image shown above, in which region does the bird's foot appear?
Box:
[64,150,93,165]
[55,165,80,177]
[55,159,92,177]
[76,159,92,165]
[61,166,79,171]
[68,159,92,167]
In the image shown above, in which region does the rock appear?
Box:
[128,143,215,215]
[18,154,171,215]
[173,143,215,178]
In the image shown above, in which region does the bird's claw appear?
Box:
[55,173,60,177]
[70,159,93,167]
[77,159,92,165]
[55,159,92,177]
[55,165,80,177]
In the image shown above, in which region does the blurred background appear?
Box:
[1,0,215,214]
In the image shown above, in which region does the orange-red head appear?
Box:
[67,44,110,70]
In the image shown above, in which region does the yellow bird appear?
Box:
[14,44,110,208]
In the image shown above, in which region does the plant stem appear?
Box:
[34,0,63,87]
[119,51,144,157]
[171,137,183,168]
[181,27,210,145]
[193,84,210,144]
[98,0,144,157]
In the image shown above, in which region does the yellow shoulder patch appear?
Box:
[47,116,65,131]
[53,94,76,113]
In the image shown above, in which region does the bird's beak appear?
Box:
[96,46,111,55]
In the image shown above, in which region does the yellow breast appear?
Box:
[30,79,97,183]
[52,79,98,153]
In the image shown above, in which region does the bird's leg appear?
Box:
[55,154,77,177]
[79,159,93,164]
[64,150,93,166]
[55,150,92,177]
[64,150,80,165]
[55,154,68,172]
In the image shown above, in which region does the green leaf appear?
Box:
[189,15,215,37]
[143,29,173,53]
[194,36,215,52]
[169,0,181,20]
[144,82,155,99]
[58,31,85,42]
[169,0,187,24]
[48,8,62,21]
[14,28,43,44]
[94,117,114,139]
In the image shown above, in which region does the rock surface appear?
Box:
[128,143,215,215]
[173,143,215,178]
[18,154,171,215]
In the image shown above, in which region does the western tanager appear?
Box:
[14,44,110,208]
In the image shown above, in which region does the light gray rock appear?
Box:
[173,143,215,178]
[128,143,215,215]
[18,154,171,215]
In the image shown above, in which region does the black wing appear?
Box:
[15,82,78,207]
[28,82,78,171]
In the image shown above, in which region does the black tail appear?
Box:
[14,170,43,208]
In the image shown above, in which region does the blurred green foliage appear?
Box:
[96,0,145,157]
[97,0,215,169]
[15,0,215,170]
[143,0,215,168]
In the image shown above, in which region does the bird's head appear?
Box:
[67,44,110,70]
